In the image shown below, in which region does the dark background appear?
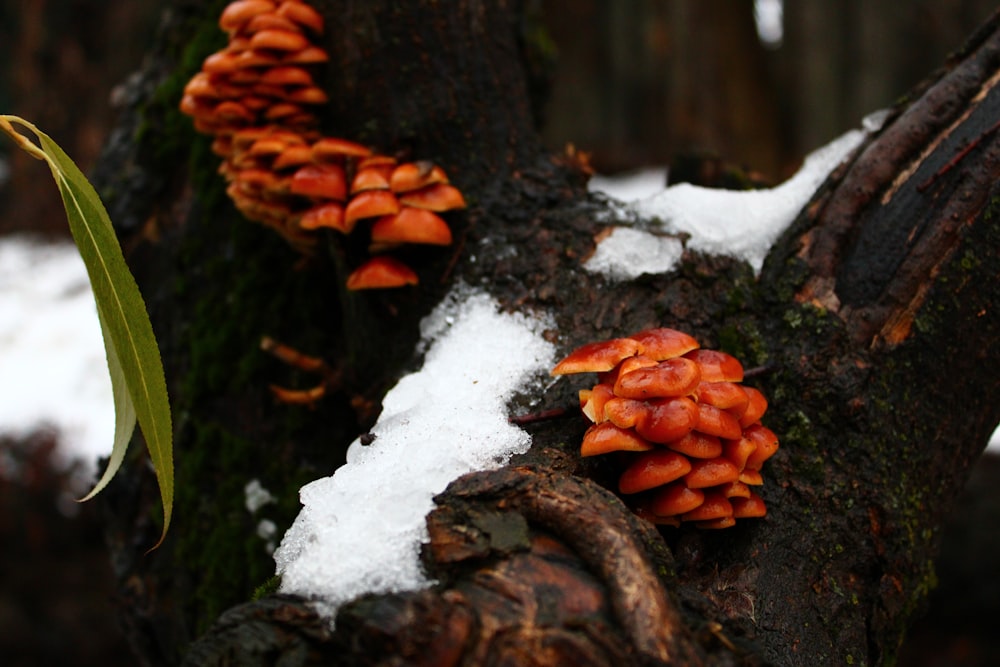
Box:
[0,1,996,664]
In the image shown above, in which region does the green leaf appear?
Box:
[1,115,173,549]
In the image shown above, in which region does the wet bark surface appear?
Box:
[92,2,1000,665]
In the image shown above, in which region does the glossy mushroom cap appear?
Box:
[551,326,779,528]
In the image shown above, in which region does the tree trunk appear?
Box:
[93,1,1000,664]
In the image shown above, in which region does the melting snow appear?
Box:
[586,128,867,277]
[0,235,113,486]
[273,287,556,617]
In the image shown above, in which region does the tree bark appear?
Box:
[93,1,1000,665]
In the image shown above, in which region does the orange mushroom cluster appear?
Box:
[179,0,465,289]
[551,328,779,529]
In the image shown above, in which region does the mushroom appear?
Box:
[550,326,779,528]
[181,0,463,291]
[628,327,700,360]
[618,450,692,494]
[369,208,453,246]
[390,161,449,193]
[398,183,467,212]
[346,256,419,290]
[649,483,705,517]
[580,422,655,457]
[550,338,641,375]
[685,457,741,489]
[344,189,401,228]
[298,202,346,232]
[613,357,701,400]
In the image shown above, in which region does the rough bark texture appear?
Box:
[92,1,1000,665]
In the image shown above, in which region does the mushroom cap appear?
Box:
[249,29,310,52]
[732,492,767,518]
[299,202,347,232]
[370,208,452,246]
[580,382,615,423]
[693,403,743,440]
[598,354,658,385]
[739,469,764,486]
[618,450,692,494]
[603,396,647,429]
[390,161,449,193]
[272,144,315,170]
[722,434,758,471]
[351,165,392,193]
[286,86,329,105]
[313,137,372,160]
[289,163,347,200]
[220,0,277,33]
[681,491,733,522]
[684,349,744,383]
[684,457,741,489]
[628,327,700,361]
[245,13,303,35]
[634,396,699,444]
[344,189,401,227]
[743,424,780,470]
[613,357,701,400]
[664,431,723,459]
[277,0,325,34]
[281,45,330,64]
[739,386,769,427]
[580,422,655,457]
[398,183,467,212]
[695,516,737,529]
[695,381,750,414]
[649,483,705,517]
[550,338,641,375]
[346,256,419,290]
[720,480,752,499]
[260,65,314,87]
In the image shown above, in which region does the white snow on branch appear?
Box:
[586,125,874,279]
[273,287,556,618]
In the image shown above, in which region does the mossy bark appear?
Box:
[93,2,1000,665]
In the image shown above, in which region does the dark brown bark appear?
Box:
[93,1,1000,665]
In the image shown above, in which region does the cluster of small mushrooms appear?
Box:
[552,328,779,528]
[179,0,465,289]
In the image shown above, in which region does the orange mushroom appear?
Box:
[684,349,744,383]
[344,189,401,228]
[613,357,701,400]
[370,208,452,246]
[549,326,779,528]
[628,327,700,361]
[289,163,347,200]
[298,202,346,232]
[618,450,692,494]
[390,161,449,193]
[398,183,467,212]
[649,483,705,517]
[550,338,641,375]
[685,457,741,489]
[181,0,463,292]
[634,397,699,444]
[346,256,418,290]
[580,422,655,457]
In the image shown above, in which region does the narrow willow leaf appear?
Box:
[0,115,173,548]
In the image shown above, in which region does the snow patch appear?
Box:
[0,235,113,484]
[273,286,556,618]
[586,128,867,277]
